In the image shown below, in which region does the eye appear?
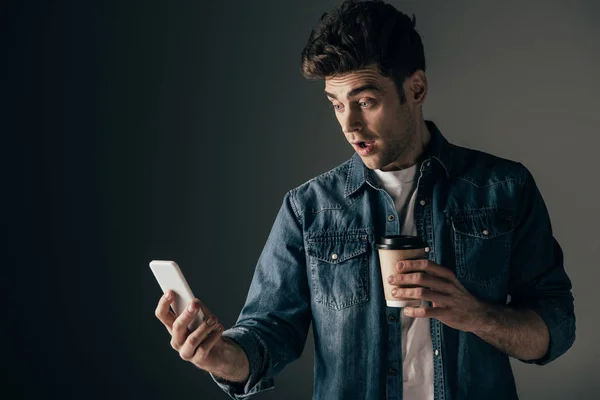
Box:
[359,100,374,108]
[330,103,343,112]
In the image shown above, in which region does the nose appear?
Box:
[340,105,363,133]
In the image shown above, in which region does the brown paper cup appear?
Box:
[376,236,427,308]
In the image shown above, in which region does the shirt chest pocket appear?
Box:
[306,235,370,311]
[451,211,514,288]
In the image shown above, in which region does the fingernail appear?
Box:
[392,289,397,297]
[207,317,215,326]
[388,276,394,284]
[397,261,405,270]
[188,303,196,313]
[164,292,171,301]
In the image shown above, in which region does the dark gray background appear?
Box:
[5,0,598,399]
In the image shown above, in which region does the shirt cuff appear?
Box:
[517,301,575,365]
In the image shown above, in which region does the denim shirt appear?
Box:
[212,121,576,400]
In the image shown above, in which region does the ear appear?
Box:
[407,70,428,105]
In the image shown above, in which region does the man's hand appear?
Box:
[154,291,250,382]
[155,290,225,366]
[387,259,490,332]
[388,259,551,360]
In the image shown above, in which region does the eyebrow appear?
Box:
[324,83,383,100]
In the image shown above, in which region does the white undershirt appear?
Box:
[373,162,434,400]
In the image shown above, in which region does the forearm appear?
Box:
[210,337,250,383]
[471,303,550,361]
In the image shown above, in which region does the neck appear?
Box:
[380,117,431,172]
[416,118,432,162]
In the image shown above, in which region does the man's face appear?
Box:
[324,64,420,171]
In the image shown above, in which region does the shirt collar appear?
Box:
[344,120,453,198]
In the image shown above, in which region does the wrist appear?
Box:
[470,300,503,335]
[212,337,250,383]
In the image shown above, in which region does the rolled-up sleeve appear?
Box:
[210,189,311,398]
[508,164,576,365]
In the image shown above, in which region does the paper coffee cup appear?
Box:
[375,235,427,308]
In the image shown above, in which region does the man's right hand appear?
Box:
[154,290,250,383]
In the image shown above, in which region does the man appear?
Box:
[154,0,575,398]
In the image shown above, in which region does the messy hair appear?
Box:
[300,0,426,103]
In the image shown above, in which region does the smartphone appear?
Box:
[149,260,204,331]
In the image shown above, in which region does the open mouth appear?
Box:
[353,140,376,154]
[358,140,375,148]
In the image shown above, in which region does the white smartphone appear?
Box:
[149,260,204,331]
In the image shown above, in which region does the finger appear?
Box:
[388,272,455,294]
[392,286,449,303]
[192,324,224,364]
[397,259,459,283]
[171,299,203,349]
[155,291,177,335]
[196,300,212,323]
[179,316,221,361]
[403,306,448,318]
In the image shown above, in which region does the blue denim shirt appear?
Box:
[212,121,575,399]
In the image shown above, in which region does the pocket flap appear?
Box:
[451,211,514,239]
[307,240,368,264]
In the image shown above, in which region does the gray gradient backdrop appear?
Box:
[6,0,599,399]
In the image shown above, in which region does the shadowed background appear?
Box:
[5,0,599,399]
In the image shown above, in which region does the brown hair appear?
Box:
[300,0,426,103]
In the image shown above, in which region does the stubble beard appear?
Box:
[376,108,417,171]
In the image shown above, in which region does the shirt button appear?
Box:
[435,349,439,356]
[387,214,395,221]
[426,161,431,167]
[388,368,398,376]
[419,200,426,206]
[424,247,431,253]
[388,314,397,322]
[482,229,489,236]
[331,253,338,260]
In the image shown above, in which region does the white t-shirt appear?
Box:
[373,162,434,400]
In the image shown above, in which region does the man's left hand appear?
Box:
[389,259,492,333]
